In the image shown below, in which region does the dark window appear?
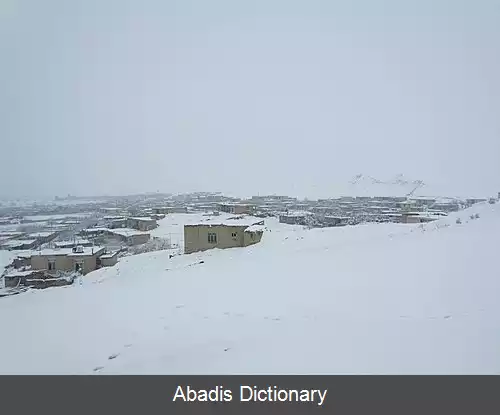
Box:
[208,232,217,243]
[231,232,237,238]
[48,260,56,271]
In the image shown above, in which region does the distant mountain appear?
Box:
[344,174,426,197]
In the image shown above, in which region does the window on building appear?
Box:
[231,232,237,238]
[208,232,217,244]
[48,260,56,271]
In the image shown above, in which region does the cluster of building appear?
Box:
[2,190,498,293]
[3,244,119,289]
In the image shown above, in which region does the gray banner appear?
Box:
[1,376,499,414]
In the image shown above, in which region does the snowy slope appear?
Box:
[0,203,499,374]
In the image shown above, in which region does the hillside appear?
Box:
[0,203,499,374]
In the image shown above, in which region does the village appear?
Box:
[0,190,497,295]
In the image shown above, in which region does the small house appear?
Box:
[217,203,255,215]
[184,218,265,254]
[30,246,106,275]
[126,217,158,231]
[98,251,119,267]
[107,228,151,246]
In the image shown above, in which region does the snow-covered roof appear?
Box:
[103,215,125,220]
[82,227,109,233]
[186,217,264,227]
[108,228,150,237]
[100,251,119,259]
[244,224,266,233]
[31,246,105,257]
[4,270,39,277]
[280,211,314,217]
[324,216,350,220]
[54,239,90,248]
[218,202,254,206]
[0,231,25,238]
[1,239,37,248]
[129,217,155,222]
[27,231,57,238]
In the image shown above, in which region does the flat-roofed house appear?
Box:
[184,218,265,254]
[53,239,93,249]
[279,211,314,226]
[1,239,38,250]
[26,231,59,244]
[107,228,151,246]
[30,246,106,275]
[153,206,188,214]
[98,251,119,267]
[126,217,157,231]
[401,212,441,224]
[217,203,255,215]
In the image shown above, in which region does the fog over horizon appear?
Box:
[1,0,499,200]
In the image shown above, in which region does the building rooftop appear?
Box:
[1,239,37,248]
[82,227,109,233]
[31,246,105,257]
[100,251,119,259]
[244,224,266,233]
[129,217,155,221]
[54,239,91,248]
[280,211,314,217]
[186,217,264,227]
[108,228,150,237]
[27,231,58,238]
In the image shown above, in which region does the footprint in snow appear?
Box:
[124,344,132,348]
[108,353,120,360]
[175,305,184,309]
[93,366,104,372]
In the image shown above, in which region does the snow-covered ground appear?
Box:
[0,203,499,374]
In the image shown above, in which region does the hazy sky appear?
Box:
[1,0,499,199]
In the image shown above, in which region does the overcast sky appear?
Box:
[1,0,499,199]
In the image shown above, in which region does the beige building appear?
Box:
[217,203,255,215]
[127,217,157,231]
[184,219,265,254]
[107,228,151,245]
[401,212,441,224]
[99,251,119,267]
[30,246,106,275]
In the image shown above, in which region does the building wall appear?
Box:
[31,254,100,275]
[100,255,118,267]
[279,215,307,225]
[233,205,253,215]
[401,215,422,224]
[127,218,157,231]
[184,225,250,254]
[31,255,73,273]
[243,231,263,247]
[127,233,151,246]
